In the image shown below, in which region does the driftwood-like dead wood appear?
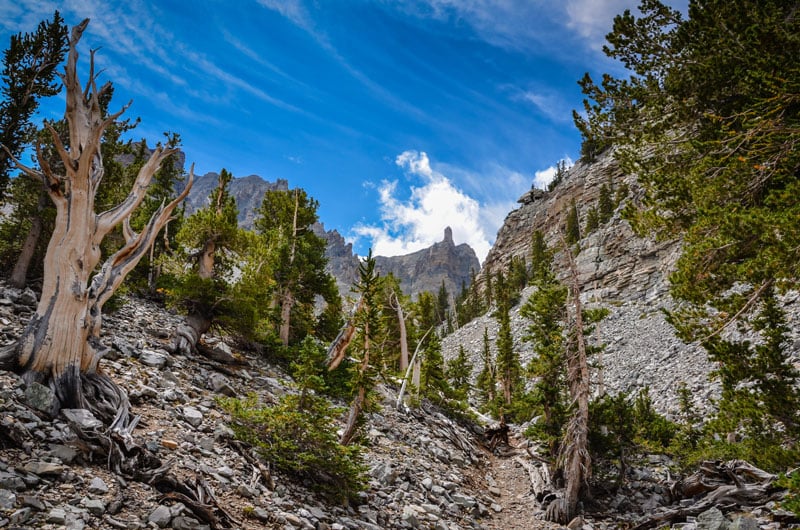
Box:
[485,420,510,451]
[325,296,364,370]
[514,455,553,501]
[632,460,786,530]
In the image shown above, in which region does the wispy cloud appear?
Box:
[353,150,493,262]
[506,84,574,123]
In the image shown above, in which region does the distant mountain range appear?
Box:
[184,172,480,300]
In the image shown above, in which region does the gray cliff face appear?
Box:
[185,173,481,300]
[481,151,679,303]
[374,227,480,300]
[311,223,361,297]
[184,172,288,230]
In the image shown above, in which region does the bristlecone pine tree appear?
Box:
[0,20,193,425]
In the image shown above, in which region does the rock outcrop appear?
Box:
[183,172,289,230]
[443,151,799,419]
[374,227,480,300]
[481,151,679,303]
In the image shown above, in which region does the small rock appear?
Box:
[88,477,109,494]
[148,505,173,528]
[46,507,67,524]
[61,408,102,430]
[0,489,16,509]
[181,406,203,428]
[24,381,57,414]
[161,438,179,450]
[82,497,106,515]
[140,349,169,368]
[697,507,729,530]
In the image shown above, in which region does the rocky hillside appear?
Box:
[443,151,800,419]
[185,172,480,300]
[0,283,563,530]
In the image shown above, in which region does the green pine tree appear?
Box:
[565,199,581,245]
[447,345,473,400]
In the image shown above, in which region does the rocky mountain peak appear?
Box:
[185,173,481,300]
[443,226,454,245]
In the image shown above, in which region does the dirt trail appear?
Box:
[481,436,562,530]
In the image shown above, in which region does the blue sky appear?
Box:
[0,0,685,263]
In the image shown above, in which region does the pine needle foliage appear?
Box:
[218,337,366,502]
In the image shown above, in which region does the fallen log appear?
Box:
[632,460,786,530]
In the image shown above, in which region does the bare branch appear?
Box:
[91,165,194,308]
[94,146,176,241]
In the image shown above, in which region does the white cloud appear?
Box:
[533,156,573,189]
[353,150,493,263]
[564,0,638,50]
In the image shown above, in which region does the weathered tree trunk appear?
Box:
[278,189,300,346]
[278,288,293,346]
[0,20,193,424]
[547,239,591,524]
[8,189,48,288]
[395,326,432,409]
[341,319,369,446]
[390,291,409,371]
[172,183,221,356]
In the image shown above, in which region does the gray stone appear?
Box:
[181,406,203,428]
[0,471,25,491]
[61,408,102,430]
[88,477,109,494]
[149,505,173,528]
[20,494,46,511]
[140,349,169,368]
[729,517,759,530]
[82,497,106,515]
[9,507,32,525]
[0,489,16,509]
[697,507,729,530]
[171,515,207,530]
[23,461,65,475]
[47,507,67,524]
[24,381,57,414]
[48,443,79,464]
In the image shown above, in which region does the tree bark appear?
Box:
[341,319,369,446]
[0,20,193,424]
[8,189,48,288]
[278,189,300,346]
[548,238,591,524]
[390,291,409,371]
